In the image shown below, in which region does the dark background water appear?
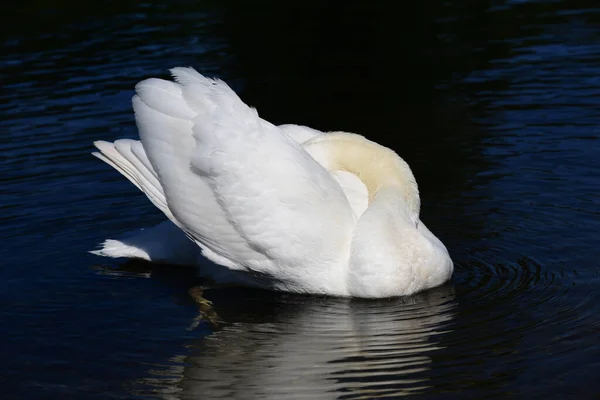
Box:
[2,0,600,398]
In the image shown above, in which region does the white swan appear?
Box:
[91,67,453,298]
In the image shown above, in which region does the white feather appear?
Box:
[90,220,198,266]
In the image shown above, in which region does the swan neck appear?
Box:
[305,132,420,221]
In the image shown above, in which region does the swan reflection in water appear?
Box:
[138,282,456,399]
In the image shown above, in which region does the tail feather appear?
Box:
[90,221,199,266]
[90,239,152,261]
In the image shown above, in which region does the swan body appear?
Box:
[91,67,453,298]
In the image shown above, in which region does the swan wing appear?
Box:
[133,67,354,275]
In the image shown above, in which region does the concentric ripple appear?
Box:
[131,248,597,399]
[425,254,599,397]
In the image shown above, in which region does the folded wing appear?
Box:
[133,68,355,274]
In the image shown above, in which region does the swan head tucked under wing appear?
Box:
[90,67,453,298]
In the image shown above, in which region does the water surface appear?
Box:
[2,0,599,398]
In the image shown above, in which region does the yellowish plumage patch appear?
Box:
[304,132,420,220]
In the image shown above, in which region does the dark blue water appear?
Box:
[2,1,599,398]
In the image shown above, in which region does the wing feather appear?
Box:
[132,68,355,275]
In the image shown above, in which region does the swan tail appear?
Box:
[90,221,199,266]
[90,239,151,260]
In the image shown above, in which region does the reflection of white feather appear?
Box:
[91,67,453,298]
[137,285,456,399]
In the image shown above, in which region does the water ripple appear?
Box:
[131,285,456,399]
[3,0,600,398]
